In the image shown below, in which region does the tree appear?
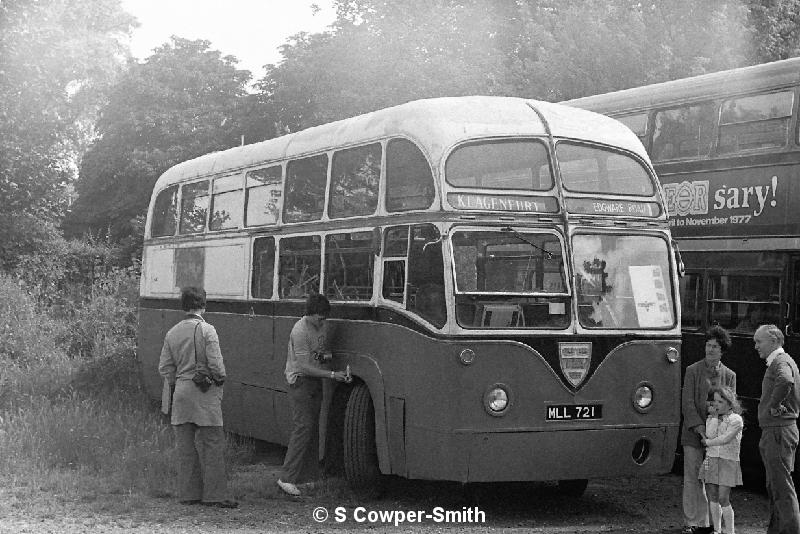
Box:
[747,0,800,61]
[0,0,136,268]
[67,37,257,244]
[259,0,521,131]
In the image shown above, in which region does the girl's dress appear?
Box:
[699,412,744,487]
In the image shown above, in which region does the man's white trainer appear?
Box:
[277,479,301,496]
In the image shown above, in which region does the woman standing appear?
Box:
[681,326,736,534]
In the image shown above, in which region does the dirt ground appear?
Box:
[0,443,772,533]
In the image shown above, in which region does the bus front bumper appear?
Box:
[405,425,678,482]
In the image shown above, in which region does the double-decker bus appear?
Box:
[137,96,682,495]
[565,58,800,479]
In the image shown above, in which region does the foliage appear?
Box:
[256,0,800,129]
[0,0,136,267]
[67,37,256,241]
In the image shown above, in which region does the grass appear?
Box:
[0,271,259,516]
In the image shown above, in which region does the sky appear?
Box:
[121,0,337,79]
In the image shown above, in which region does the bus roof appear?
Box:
[152,96,645,190]
[563,57,800,115]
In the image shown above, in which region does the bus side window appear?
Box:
[251,236,275,299]
[179,180,210,234]
[652,103,716,161]
[680,273,702,330]
[284,154,328,223]
[329,143,381,218]
[386,139,435,212]
[381,226,409,304]
[718,91,794,154]
[407,224,446,328]
[616,112,649,148]
[708,273,781,332]
[245,166,282,226]
[324,232,374,301]
[209,174,243,231]
[792,259,800,335]
[278,235,321,298]
[382,260,405,303]
[151,185,178,237]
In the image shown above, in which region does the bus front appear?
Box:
[437,127,681,488]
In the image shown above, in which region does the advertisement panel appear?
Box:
[661,165,800,238]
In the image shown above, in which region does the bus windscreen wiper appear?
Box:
[501,226,554,260]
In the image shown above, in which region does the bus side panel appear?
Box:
[208,309,282,443]
[137,306,181,400]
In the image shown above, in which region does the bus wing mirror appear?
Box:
[372,227,382,257]
[672,241,685,278]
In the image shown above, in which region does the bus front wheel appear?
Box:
[344,382,383,498]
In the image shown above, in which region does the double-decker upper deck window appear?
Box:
[329,144,381,218]
[246,166,282,226]
[617,113,648,138]
[151,185,178,237]
[718,91,794,154]
[446,140,552,190]
[284,154,328,223]
[209,174,242,231]
[278,235,321,298]
[324,232,374,301]
[652,103,716,161]
[617,113,649,146]
[385,139,435,212]
[557,143,654,196]
[179,180,209,234]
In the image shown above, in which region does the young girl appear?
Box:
[700,386,744,534]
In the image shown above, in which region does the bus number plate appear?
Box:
[546,404,602,421]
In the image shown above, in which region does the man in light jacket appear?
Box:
[159,286,237,508]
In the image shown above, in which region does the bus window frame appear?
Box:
[178,179,211,235]
[328,142,383,220]
[277,232,323,299]
[571,229,679,333]
[448,226,570,298]
[555,140,658,198]
[244,163,284,228]
[208,172,244,232]
[717,89,796,156]
[650,100,719,162]
[323,229,377,302]
[443,137,555,192]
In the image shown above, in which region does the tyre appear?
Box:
[344,382,383,498]
[556,479,588,497]
[323,384,349,476]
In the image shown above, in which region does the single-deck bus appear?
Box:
[565,58,800,480]
[138,96,682,495]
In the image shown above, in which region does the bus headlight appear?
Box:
[484,384,511,416]
[633,384,653,413]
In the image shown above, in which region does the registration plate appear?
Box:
[545,404,603,421]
